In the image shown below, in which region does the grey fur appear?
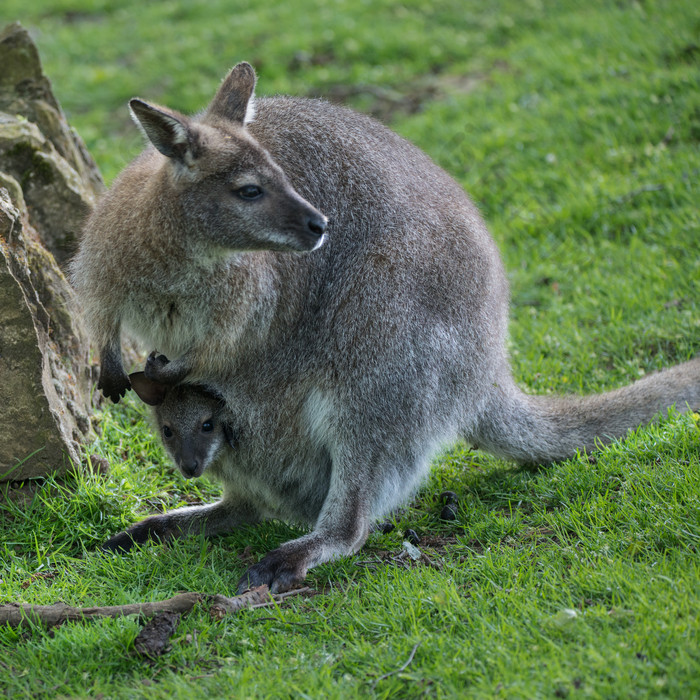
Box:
[78,63,700,592]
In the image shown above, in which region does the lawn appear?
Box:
[1,0,699,697]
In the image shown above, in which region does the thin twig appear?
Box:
[270,586,314,601]
[235,586,316,612]
[373,642,421,686]
[251,617,317,627]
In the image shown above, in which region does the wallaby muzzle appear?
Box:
[290,207,328,252]
[306,212,327,246]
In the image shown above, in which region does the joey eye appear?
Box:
[162,426,173,439]
[235,185,263,201]
[202,420,214,433]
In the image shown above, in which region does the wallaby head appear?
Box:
[129,372,236,479]
[129,62,327,253]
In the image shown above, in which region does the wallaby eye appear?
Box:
[162,425,173,439]
[236,185,263,201]
[202,420,214,433]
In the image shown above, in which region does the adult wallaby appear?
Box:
[74,63,700,593]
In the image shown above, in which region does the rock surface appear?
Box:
[0,22,103,267]
[0,23,101,481]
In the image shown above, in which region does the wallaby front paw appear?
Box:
[144,350,191,384]
[237,546,307,594]
[97,370,131,403]
[144,351,171,380]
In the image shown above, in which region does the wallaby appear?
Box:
[74,63,700,593]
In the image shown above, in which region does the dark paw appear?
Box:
[144,351,171,381]
[98,370,131,403]
[101,517,167,553]
[144,351,191,384]
[237,546,307,595]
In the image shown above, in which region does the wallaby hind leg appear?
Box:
[237,442,432,593]
[237,488,371,594]
[102,496,261,553]
[238,524,370,595]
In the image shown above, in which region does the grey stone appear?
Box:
[0,188,95,480]
[0,22,103,266]
[0,23,100,481]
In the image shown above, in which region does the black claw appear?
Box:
[147,351,170,365]
[98,374,131,403]
[237,563,269,594]
[144,352,176,382]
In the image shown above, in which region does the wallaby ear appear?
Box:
[129,372,169,406]
[206,62,257,124]
[129,99,201,164]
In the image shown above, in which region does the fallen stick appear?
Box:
[0,586,312,630]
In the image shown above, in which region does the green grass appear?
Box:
[1,0,699,697]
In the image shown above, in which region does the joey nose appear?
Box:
[181,461,199,478]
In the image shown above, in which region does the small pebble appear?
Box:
[402,541,422,561]
[438,491,459,521]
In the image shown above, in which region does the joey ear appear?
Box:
[222,422,238,449]
[128,372,169,406]
[129,99,201,164]
[206,62,257,124]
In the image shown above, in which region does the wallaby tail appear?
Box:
[473,357,700,464]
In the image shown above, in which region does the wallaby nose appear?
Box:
[307,214,327,237]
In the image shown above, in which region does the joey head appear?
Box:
[129,372,235,479]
